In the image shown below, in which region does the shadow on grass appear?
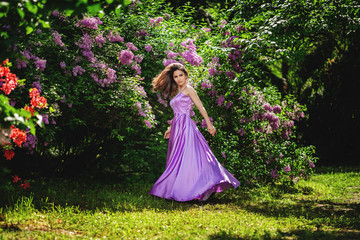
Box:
[1,178,201,212]
[208,229,360,240]
[2,174,360,237]
[201,183,360,234]
[314,165,360,174]
[238,198,360,229]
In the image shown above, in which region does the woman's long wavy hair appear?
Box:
[152,63,188,97]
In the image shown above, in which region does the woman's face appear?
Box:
[173,70,187,87]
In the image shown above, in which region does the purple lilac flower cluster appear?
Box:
[180,39,203,66]
[107,31,124,42]
[235,25,246,33]
[219,19,227,29]
[32,81,41,93]
[19,48,47,71]
[34,59,46,71]
[157,93,168,107]
[119,50,134,66]
[207,57,220,77]
[238,128,245,136]
[149,17,164,27]
[200,79,214,90]
[145,44,152,52]
[126,42,138,51]
[77,33,95,62]
[136,29,149,39]
[16,58,28,69]
[135,102,146,117]
[72,65,85,76]
[283,164,291,172]
[163,49,180,66]
[221,35,245,77]
[95,33,106,47]
[134,101,155,128]
[52,30,65,47]
[75,16,103,30]
[270,169,279,179]
[89,62,118,87]
[201,27,211,32]
[217,95,225,106]
[60,61,66,69]
[22,132,38,154]
[132,64,141,75]
[200,117,213,129]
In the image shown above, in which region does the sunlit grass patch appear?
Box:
[1,167,359,239]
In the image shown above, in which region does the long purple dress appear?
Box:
[149,92,240,201]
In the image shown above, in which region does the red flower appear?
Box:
[31,96,47,109]
[29,88,40,99]
[9,125,27,147]
[12,175,21,183]
[4,149,15,160]
[20,180,30,189]
[0,66,10,77]
[24,105,35,116]
[0,66,18,95]
[2,59,9,65]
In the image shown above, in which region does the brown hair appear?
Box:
[151,63,188,97]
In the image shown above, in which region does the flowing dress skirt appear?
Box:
[149,109,240,202]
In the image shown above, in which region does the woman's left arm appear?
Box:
[187,87,216,136]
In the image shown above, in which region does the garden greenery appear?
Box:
[2,0,318,188]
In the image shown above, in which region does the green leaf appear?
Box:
[115,4,122,16]
[17,8,25,19]
[87,3,101,15]
[25,1,38,14]
[123,0,132,6]
[26,26,33,34]
[76,0,88,7]
[105,0,114,4]
[64,9,75,16]
[39,20,50,28]
[97,10,105,18]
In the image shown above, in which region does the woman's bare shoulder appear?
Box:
[183,85,196,96]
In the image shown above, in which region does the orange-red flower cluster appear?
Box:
[24,88,48,115]
[3,149,15,160]
[0,59,18,95]
[1,59,36,190]
[24,88,48,116]
[12,174,21,183]
[9,125,27,147]
[20,180,30,189]
[24,105,35,116]
[12,174,30,189]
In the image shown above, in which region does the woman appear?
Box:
[149,63,240,201]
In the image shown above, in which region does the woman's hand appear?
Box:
[207,125,216,136]
[164,128,171,139]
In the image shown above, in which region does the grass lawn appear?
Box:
[0,167,359,239]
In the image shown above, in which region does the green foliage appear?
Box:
[229,0,360,165]
[0,0,132,59]
[232,0,360,96]
[1,168,359,239]
[2,0,318,187]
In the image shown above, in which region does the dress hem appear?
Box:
[149,181,240,202]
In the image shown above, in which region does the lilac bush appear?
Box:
[7,0,317,186]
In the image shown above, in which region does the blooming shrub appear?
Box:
[6,0,317,187]
[0,59,46,189]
